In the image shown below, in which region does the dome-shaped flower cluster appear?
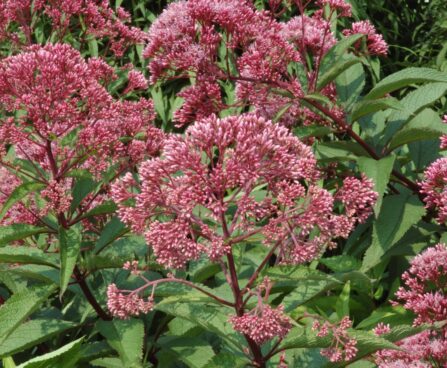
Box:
[375,244,447,367]
[0,43,162,214]
[143,0,384,126]
[230,304,292,345]
[1,0,147,56]
[112,113,377,268]
[420,158,447,223]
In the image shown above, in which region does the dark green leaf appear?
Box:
[335,281,350,319]
[0,285,56,345]
[388,108,446,151]
[0,224,47,246]
[155,299,240,348]
[350,98,402,122]
[59,225,82,297]
[0,247,58,268]
[357,155,396,215]
[336,62,365,108]
[16,337,84,368]
[318,55,362,90]
[97,319,144,367]
[365,67,447,99]
[0,319,75,358]
[319,255,361,273]
[0,183,45,220]
[94,217,127,253]
[362,194,425,271]
[70,179,96,213]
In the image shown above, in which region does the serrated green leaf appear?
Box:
[0,285,56,345]
[203,353,248,368]
[0,224,47,246]
[0,182,45,220]
[0,246,58,268]
[333,271,372,294]
[279,326,332,350]
[94,217,127,253]
[79,201,117,220]
[351,98,402,122]
[365,67,447,99]
[70,179,96,213]
[79,341,113,364]
[281,327,399,364]
[293,125,332,139]
[59,225,82,297]
[8,264,59,284]
[16,337,84,368]
[409,139,440,171]
[97,319,144,366]
[320,34,365,75]
[356,305,414,329]
[161,337,215,368]
[389,82,447,122]
[281,276,340,312]
[335,281,350,319]
[336,62,365,108]
[0,319,75,358]
[90,357,124,368]
[362,194,425,271]
[155,300,240,348]
[388,108,446,151]
[319,255,361,273]
[357,155,396,215]
[318,55,362,90]
[316,141,369,161]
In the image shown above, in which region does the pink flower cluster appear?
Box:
[143,0,383,126]
[420,158,447,223]
[313,317,358,362]
[335,174,378,223]
[395,243,447,326]
[343,20,388,56]
[375,244,447,367]
[107,283,154,319]
[112,113,377,269]
[230,304,291,345]
[317,0,352,17]
[1,0,147,56]
[376,330,447,368]
[0,43,162,215]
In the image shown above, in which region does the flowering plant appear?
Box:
[0,0,446,367]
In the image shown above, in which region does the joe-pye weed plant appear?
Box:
[0,0,447,367]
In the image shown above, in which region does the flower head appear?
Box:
[0,43,161,215]
[230,304,291,345]
[107,283,154,319]
[343,20,388,56]
[313,317,358,362]
[113,113,375,268]
[420,158,447,223]
[375,244,447,367]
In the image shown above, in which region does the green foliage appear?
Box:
[59,225,82,297]
[97,319,145,367]
[0,286,56,346]
[15,337,84,368]
[0,0,446,367]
